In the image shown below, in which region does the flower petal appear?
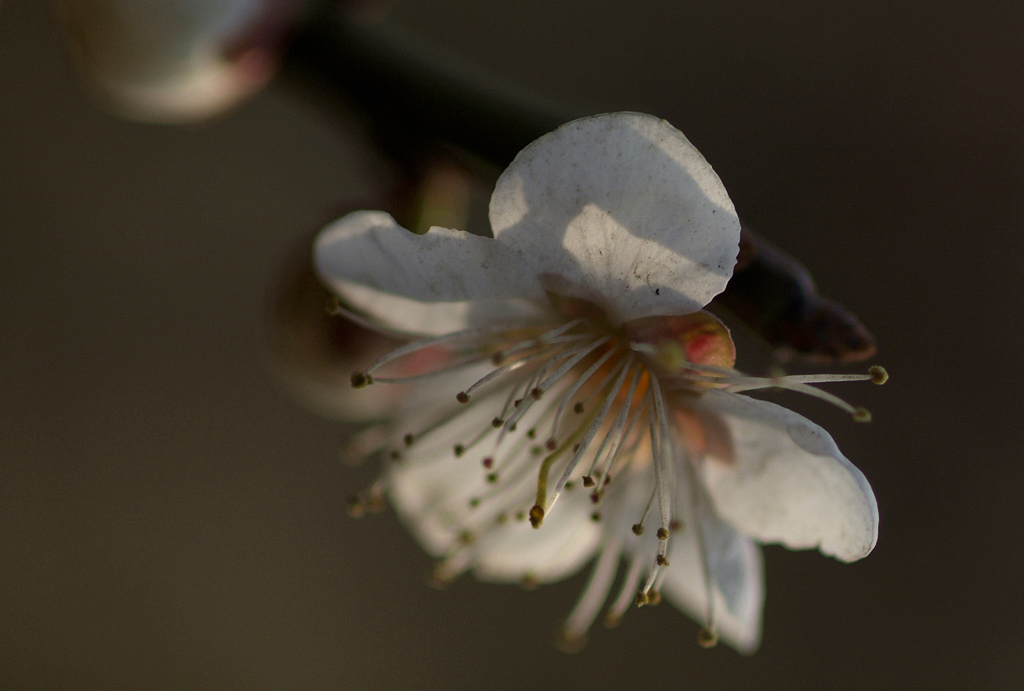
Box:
[489,112,740,324]
[315,211,549,336]
[694,390,878,562]
[386,374,602,584]
[659,513,764,654]
[612,465,763,652]
[470,494,603,583]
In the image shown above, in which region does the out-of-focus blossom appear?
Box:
[314,112,885,652]
[59,0,306,123]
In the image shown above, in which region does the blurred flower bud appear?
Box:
[59,0,307,123]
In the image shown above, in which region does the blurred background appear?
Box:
[1,0,1021,688]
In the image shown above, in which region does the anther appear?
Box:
[429,565,454,589]
[350,371,373,388]
[453,444,465,457]
[347,495,365,518]
[491,352,506,366]
[869,365,889,385]
[526,428,536,439]
[646,591,662,606]
[669,519,682,531]
[590,492,600,504]
[529,504,545,528]
[603,475,612,486]
[531,446,543,456]
[574,402,585,414]
[656,528,669,540]
[631,523,645,536]
[565,481,575,490]
[389,450,402,461]
[530,387,544,400]
[697,628,719,649]
[469,498,480,508]
[482,457,494,469]
[486,472,499,484]
[403,433,415,447]
[514,398,523,407]
[634,592,649,607]
[656,555,670,567]
[456,391,470,404]
[492,417,504,428]
[582,475,595,488]
[496,513,508,524]
[853,407,872,423]
[554,628,588,654]
[515,510,526,522]
[458,530,475,545]
[590,512,601,522]
[545,438,558,451]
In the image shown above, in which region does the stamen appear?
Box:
[605,549,646,627]
[853,407,872,423]
[530,429,586,528]
[369,353,491,384]
[528,504,545,528]
[533,336,611,399]
[697,628,719,649]
[869,365,889,385]
[686,455,717,642]
[581,366,643,492]
[458,343,560,401]
[545,346,622,453]
[546,356,635,513]
[640,375,674,595]
[361,324,518,377]
[633,479,659,538]
[560,538,622,646]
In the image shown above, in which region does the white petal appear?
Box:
[315,211,549,336]
[659,516,764,654]
[606,466,762,652]
[490,112,739,324]
[694,390,878,562]
[386,376,601,583]
[470,493,602,583]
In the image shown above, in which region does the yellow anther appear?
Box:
[697,628,719,649]
[869,365,889,385]
[529,504,545,528]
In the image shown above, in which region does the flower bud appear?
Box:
[59,0,306,123]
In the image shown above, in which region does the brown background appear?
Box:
[2,0,1021,689]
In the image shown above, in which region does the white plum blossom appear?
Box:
[315,112,884,653]
[60,0,303,123]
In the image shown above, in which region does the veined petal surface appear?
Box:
[695,390,878,563]
[489,112,740,325]
[315,211,549,336]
